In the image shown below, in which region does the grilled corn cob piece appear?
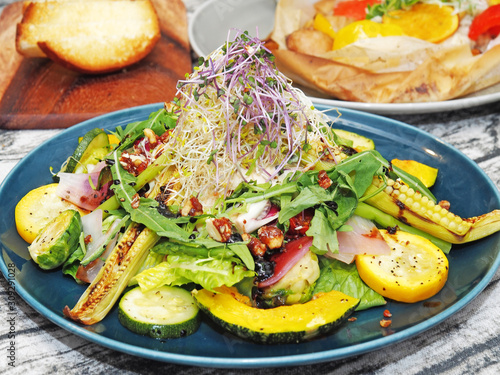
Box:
[63,223,159,325]
[364,176,500,244]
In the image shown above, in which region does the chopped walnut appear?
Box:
[143,128,158,146]
[181,197,203,217]
[206,217,233,242]
[318,170,332,189]
[158,129,172,143]
[258,225,284,249]
[242,233,267,257]
[131,193,140,209]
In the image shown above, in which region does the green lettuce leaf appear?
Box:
[306,208,338,255]
[108,150,190,240]
[62,246,85,282]
[152,237,255,271]
[135,253,255,292]
[313,257,386,311]
[114,108,176,151]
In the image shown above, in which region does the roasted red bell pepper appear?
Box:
[468,4,500,41]
[334,0,382,21]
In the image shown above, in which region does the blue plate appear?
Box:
[1,104,499,368]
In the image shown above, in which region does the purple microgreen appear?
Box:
[166,30,335,206]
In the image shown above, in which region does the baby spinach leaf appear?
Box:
[306,208,338,255]
[333,150,386,197]
[314,257,386,311]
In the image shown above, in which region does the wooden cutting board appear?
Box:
[0,0,192,129]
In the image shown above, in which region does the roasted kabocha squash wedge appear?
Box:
[192,287,359,344]
[63,223,159,325]
[363,176,500,244]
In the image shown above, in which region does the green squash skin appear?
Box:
[332,129,375,152]
[196,297,359,345]
[62,128,110,174]
[117,286,201,340]
[31,210,82,270]
[117,307,201,340]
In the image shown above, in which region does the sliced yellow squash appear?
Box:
[15,183,87,243]
[356,230,449,303]
[391,159,438,188]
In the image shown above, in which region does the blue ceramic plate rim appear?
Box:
[1,103,499,368]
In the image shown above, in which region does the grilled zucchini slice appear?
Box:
[118,286,200,339]
[62,128,110,173]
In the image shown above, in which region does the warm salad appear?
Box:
[15,31,500,344]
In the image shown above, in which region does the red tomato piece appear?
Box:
[334,0,382,21]
[287,209,314,238]
[469,4,500,41]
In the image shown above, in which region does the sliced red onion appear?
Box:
[258,236,313,288]
[81,208,103,244]
[76,213,122,283]
[76,258,102,284]
[86,161,107,173]
[56,170,109,211]
[234,200,279,234]
[77,233,118,283]
[80,210,126,265]
[324,252,356,264]
[337,215,391,256]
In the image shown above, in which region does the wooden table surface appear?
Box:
[1,0,500,374]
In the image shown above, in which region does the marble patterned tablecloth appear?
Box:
[1,0,500,374]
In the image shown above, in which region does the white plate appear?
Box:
[189,0,277,58]
[188,0,500,115]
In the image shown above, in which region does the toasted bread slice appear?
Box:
[16,0,161,73]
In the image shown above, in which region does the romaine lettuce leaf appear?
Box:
[134,253,255,292]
